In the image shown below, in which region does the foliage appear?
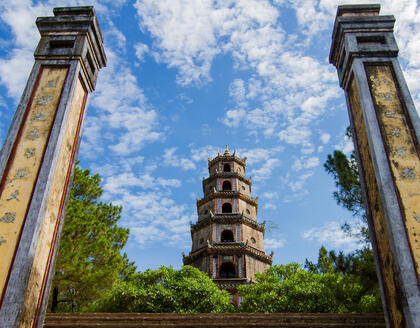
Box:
[238,263,382,313]
[324,129,369,244]
[306,246,379,297]
[324,150,364,218]
[49,165,131,312]
[91,265,234,313]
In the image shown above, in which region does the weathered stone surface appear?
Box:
[43,313,386,328]
[0,6,105,328]
[330,4,420,328]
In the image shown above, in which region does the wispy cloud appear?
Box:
[163,147,196,170]
[265,237,286,250]
[302,221,363,252]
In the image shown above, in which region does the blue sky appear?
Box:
[0,0,419,272]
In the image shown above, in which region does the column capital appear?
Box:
[34,6,106,90]
[329,4,398,87]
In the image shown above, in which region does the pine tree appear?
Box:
[49,165,131,312]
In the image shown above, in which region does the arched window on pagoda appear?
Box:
[220,262,236,278]
[222,202,232,213]
[223,163,231,172]
[222,180,232,191]
[221,229,234,242]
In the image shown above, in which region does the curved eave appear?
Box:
[202,172,251,186]
[183,244,273,265]
[208,155,246,168]
[197,192,258,208]
[191,214,265,233]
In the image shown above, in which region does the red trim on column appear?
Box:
[0,66,69,308]
[32,74,87,328]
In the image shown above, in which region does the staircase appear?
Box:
[44,313,386,327]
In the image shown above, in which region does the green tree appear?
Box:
[318,130,383,312]
[324,150,364,218]
[91,266,234,313]
[49,165,131,312]
[316,246,335,274]
[306,246,379,298]
[238,263,382,313]
[324,128,369,243]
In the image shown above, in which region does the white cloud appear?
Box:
[130,214,191,248]
[263,203,277,210]
[133,0,341,146]
[132,0,420,163]
[239,147,283,165]
[288,0,420,106]
[0,1,50,100]
[0,1,162,157]
[222,109,246,128]
[292,156,320,171]
[107,188,193,248]
[302,221,363,251]
[163,147,196,170]
[83,43,163,156]
[262,191,278,200]
[103,172,181,195]
[189,145,220,162]
[288,171,313,193]
[249,158,281,181]
[134,0,224,86]
[134,42,149,61]
[278,125,312,146]
[229,79,247,108]
[265,237,286,250]
[335,134,354,156]
[320,132,330,144]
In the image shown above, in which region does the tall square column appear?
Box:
[330,5,420,328]
[0,7,106,328]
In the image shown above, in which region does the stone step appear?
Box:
[44,313,386,328]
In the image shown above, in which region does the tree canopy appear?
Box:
[91,265,234,313]
[238,263,382,313]
[305,246,379,299]
[311,130,382,313]
[49,165,131,312]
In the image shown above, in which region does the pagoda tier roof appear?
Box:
[202,172,251,184]
[208,154,246,168]
[183,242,273,265]
[197,191,258,207]
[192,213,265,232]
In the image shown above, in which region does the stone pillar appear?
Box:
[0,7,106,328]
[330,4,420,328]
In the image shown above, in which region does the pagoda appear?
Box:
[183,146,273,305]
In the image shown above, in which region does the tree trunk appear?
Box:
[51,286,58,313]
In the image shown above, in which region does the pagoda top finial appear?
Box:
[224,145,230,156]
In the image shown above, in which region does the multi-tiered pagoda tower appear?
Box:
[183,147,272,304]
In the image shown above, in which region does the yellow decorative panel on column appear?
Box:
[347,76,404,327]
[19,76,87,327]
[366,64,420,280]
[0,67,68,298]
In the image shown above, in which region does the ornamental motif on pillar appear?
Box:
[183,146,273,303]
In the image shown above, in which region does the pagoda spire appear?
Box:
[224,145,230,156]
